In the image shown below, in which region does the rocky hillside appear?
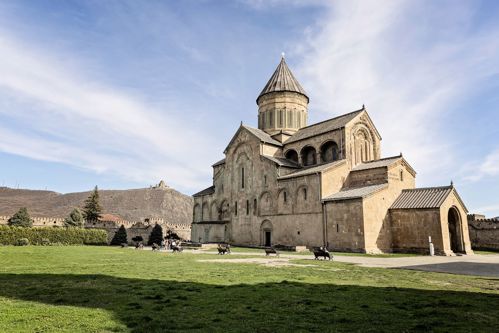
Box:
[0,186,193,224]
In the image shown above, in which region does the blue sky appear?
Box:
[0,0,498,217]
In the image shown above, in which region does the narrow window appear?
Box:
[269,110,274,127]
[253,199,257,215]
[400,170,404,181]
[246,200,249,215]
[337,224,339,233]
[303,188,307,200]
[235,202,238,216]
[264,175,267,185]
[241,167,245,189]
[283,191,287,203]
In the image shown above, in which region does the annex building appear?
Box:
[191,57,473,255]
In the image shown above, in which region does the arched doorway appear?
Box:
[448,207,464,254]
[260,220,273,247]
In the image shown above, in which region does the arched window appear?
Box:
[320,141,339,163]
[253,198,257,215]
[285,149,299,163]
[241,167,245,189]
[353,128,373,165]
[303,188,307,200]
[300,146,317,166]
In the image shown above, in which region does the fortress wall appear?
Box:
[0,215,191,244]
[468,219,499,251]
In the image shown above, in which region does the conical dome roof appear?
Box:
[257,57,308,104]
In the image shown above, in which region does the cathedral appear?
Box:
[191,57,473,255]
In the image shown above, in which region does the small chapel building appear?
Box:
[191,57,473,255]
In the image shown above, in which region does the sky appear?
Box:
[0,0,498,217]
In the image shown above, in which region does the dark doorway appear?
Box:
[448,207,463,253]
[265,231,271,247]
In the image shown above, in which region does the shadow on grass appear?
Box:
[400,262,499,278]
[0,273,498,332]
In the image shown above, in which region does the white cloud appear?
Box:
[461,149,499,182]
[475,203,499,215]
[295,0,499,185]
[0,33,217,191]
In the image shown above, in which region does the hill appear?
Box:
[0,186,193,224]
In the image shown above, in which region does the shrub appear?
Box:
[110,225,127,245]
[8,208,33,228]
[41,238,51,246]
[17,238,30,246]
[0,226,107,246]
[148,224,163,246]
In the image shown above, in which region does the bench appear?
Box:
[312,248,332,260]
[171,245,183,253]
[217,245,231,255]
[265,247,279,257]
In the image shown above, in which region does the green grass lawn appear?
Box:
[0,246,498,332]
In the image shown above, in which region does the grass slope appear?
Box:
[0,246,498,332]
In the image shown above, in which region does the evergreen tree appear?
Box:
[8,207,33,227]
[64,208,84,227]
[83,186,102,221]
[148,224,163,246]
[111,225,128,245]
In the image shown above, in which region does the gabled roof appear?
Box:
[212,158,226,167]
[284,109,363,144]
[257,57,308,104]
[352,154,417,177]
[262,155,300,169]
[352,155,402,171]
[243,125,282,146]
[322,184,388,202]
[193,186,215,198]
[224,124,282,154]
[390,185,467,211]
[278,160,345,180]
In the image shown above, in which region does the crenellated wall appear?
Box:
[468,216,499,251]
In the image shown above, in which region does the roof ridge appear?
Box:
[295,109,364,131]
[401,185,452,192]
[361,154,402,164]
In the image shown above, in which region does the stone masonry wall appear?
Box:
[468,218,499,250]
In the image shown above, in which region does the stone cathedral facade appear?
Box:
[191,57,473,255]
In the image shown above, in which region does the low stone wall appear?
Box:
[0,215,191,244]
[468,219,499,251]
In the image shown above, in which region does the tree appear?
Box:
[110,225,128,245]
[8,207,33,227]
[64,208,84,227]
[83,186,102,221]
[148,224,163,246]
